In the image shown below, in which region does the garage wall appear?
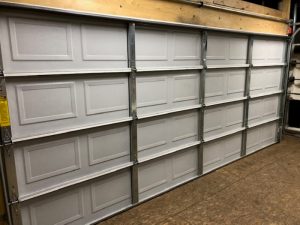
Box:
[0,9,287,225]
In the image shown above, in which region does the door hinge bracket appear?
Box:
[9,199,19,205]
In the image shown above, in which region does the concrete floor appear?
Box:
[99,135,300,225]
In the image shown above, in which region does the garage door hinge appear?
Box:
[9,198,19,205]
[277,126,282,137]
[132,113,138,120]
[0,126,12,147]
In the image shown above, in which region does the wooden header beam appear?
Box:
[0,0,291,36]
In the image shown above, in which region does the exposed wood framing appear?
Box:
[0,0,290,35]
[203,0,291,19]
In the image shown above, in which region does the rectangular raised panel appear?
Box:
[204,133,242,173]
[23,138,80,183]
[247,122,278,154]
[204,107,223,133]
[205,73,225,98]
[91,170,131,212]
[207,35,226,60]
[81,24,127,61]
[263,96,279,117]
[204,102,243,138]
[8,17,73,61]
[138,118,168,152]
[88,125,130,165]
[252,39,265,61]
[225,104,243,127]
[248,96,279,124]
[8,75,131,140]
[84,78,128,115]
[137,111,198,158]
[2,15,128,74]
[207,33,247,64]
[246,128,261,150]
[13,123,131,198]
[203,141,222,173]
[173,75,198,102]
[250,68,282,95]
[172,149,197,179]
[264,69,281,90]
[137,71,200,116]
[205,69,245,103]
[139,159,168,193]
[227,72,245,94]
[253,39,285,64]
[268,41,284,61]
[28,190,84,225]
[250,70,264,93]
[172,113,197,142]
[261,123,277,144]
[173,32,200,60]
[137,76,168,108]
[16,82,77,124]
[248,99,263,121]
[138,147,198,200]
[136,27,201,67]
[229,37,247,60]
[136,28,168,61]
[223,134,242,163]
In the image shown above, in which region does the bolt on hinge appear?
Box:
[0,127,12,146]
[8,188,19,205]
[9,198,19,205]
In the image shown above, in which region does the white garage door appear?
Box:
[0,6,287,225]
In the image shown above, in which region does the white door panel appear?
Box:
[136,27,201,68]
[203,133,242,173]
[0,16,128,75]
[138,147,197,201]
[137,111,198,159]
[137,71,200,116]
[14,123,130,199]
[20,170,132,225]
[205,69,245,103]
[250,68,283,96]
[248,95,280,125]
[207,32,248,65]
[246,122,278,154]
[252,39,285,65]
[204,102,243,139]
[6,75,129,140]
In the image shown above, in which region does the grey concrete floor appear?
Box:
[99,135,300,225]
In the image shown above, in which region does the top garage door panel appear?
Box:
[0,15,128,76]
[252,38,286,65]
[135,26,201,69]
[206,32,248,66]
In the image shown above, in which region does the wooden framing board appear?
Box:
[204,0,291,19]
[0,0,290,35]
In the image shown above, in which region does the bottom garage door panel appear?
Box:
[203,133,242,174]
[138,147,198,201]
[19,170,132,225]
[246,122,278,155]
